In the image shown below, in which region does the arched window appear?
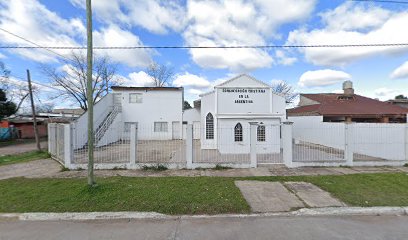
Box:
[234,123,243,142]
[257,125,266,142]
[206,113,214,139]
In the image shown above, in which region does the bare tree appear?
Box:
[146,62,175,87]
[271,81,298,104]
[0,61,10,91]
[0,61,35,113]
[42,51,121,111]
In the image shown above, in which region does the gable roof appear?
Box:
[215,74,271,88]
[288,93,408,117]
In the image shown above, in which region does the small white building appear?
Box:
[73,86,184,148]
[111,86,184,140]
[183,74,287,154]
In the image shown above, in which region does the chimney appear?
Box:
[343,80,354,96]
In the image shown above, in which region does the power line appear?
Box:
[350,0,408,4]
[0,43,408,49]
[7,74,61,91]
[0,27,74,63]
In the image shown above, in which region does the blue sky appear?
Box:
[0,0,408,109]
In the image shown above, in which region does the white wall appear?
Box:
[289,116,407,161]
[351,123,406,160]
[73,94,113,148]
[217,118,281,154]
[200,92,216,149]
[116,89,183,140]
[183,108,200,123]
[289,116,345,150]
[96,113,123,147]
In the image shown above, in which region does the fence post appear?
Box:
[282,121,293,168]
[186,124,193,169]
[249,122,258,168]
[344,123,353,166]
[405,123,408,163]
[47,124,52,153]
[130,124,137,168]
[63,124,72,169]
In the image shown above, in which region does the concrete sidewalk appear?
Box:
[0,159,407,180]
[51,165,408,178]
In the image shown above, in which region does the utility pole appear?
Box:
[86,0,95,186]
[27,69,41,152]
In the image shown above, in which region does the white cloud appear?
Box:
[188,89,204,95]
[390,61,408,79]
[287,2,408,66]
[299,69,351,88]
[0,0,84,62]
[93,25,152,67]
[70,0,186,34]
[275,50,297,66]
[0,1,151,67]
[373,87,403,100]
[122,71,155,87]
[0,52,5,59]
[172,73,210,88]
[184,0,316,71]
[374,87,397,97]
[320,2,390,31]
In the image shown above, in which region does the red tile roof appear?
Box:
[287,93,408,117]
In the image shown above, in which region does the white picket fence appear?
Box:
[48,120,408,169]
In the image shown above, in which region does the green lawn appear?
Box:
[0,173,407,214]
[0,177,250,214]
[0,151,50,166]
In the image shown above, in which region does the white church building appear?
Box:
[183,74,286,154]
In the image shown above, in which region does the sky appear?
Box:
[0,0,408,110]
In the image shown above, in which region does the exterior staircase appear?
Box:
[94,106,121,144]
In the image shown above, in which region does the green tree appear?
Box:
[395,95,408,100]
[183,100,192,110]
[0,89,17,120]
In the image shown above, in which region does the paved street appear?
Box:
[1,215,407,240]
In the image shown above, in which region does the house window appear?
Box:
[113,93,122,105]
[154,122,168,132]
[234,123,243,142]
[257,125,266,142]
[124,122,138,132]
[206,113,214,139]
[129,93,142,103]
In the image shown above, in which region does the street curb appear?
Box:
[0,207,407,221]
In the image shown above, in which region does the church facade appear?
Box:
[183,74,287,154]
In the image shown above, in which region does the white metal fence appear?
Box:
[48,120,408,169]
[290,116,408,167]
[48,123,67,165]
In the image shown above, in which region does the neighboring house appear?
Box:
[53,108,84,116]
[0,113,80,140]
[386,99,408,109]
[183,74,286,154]
[1,117,47,139]
[287,81,408,123]
[72,86,184,148]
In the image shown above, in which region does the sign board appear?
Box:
[217,88,270,114]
